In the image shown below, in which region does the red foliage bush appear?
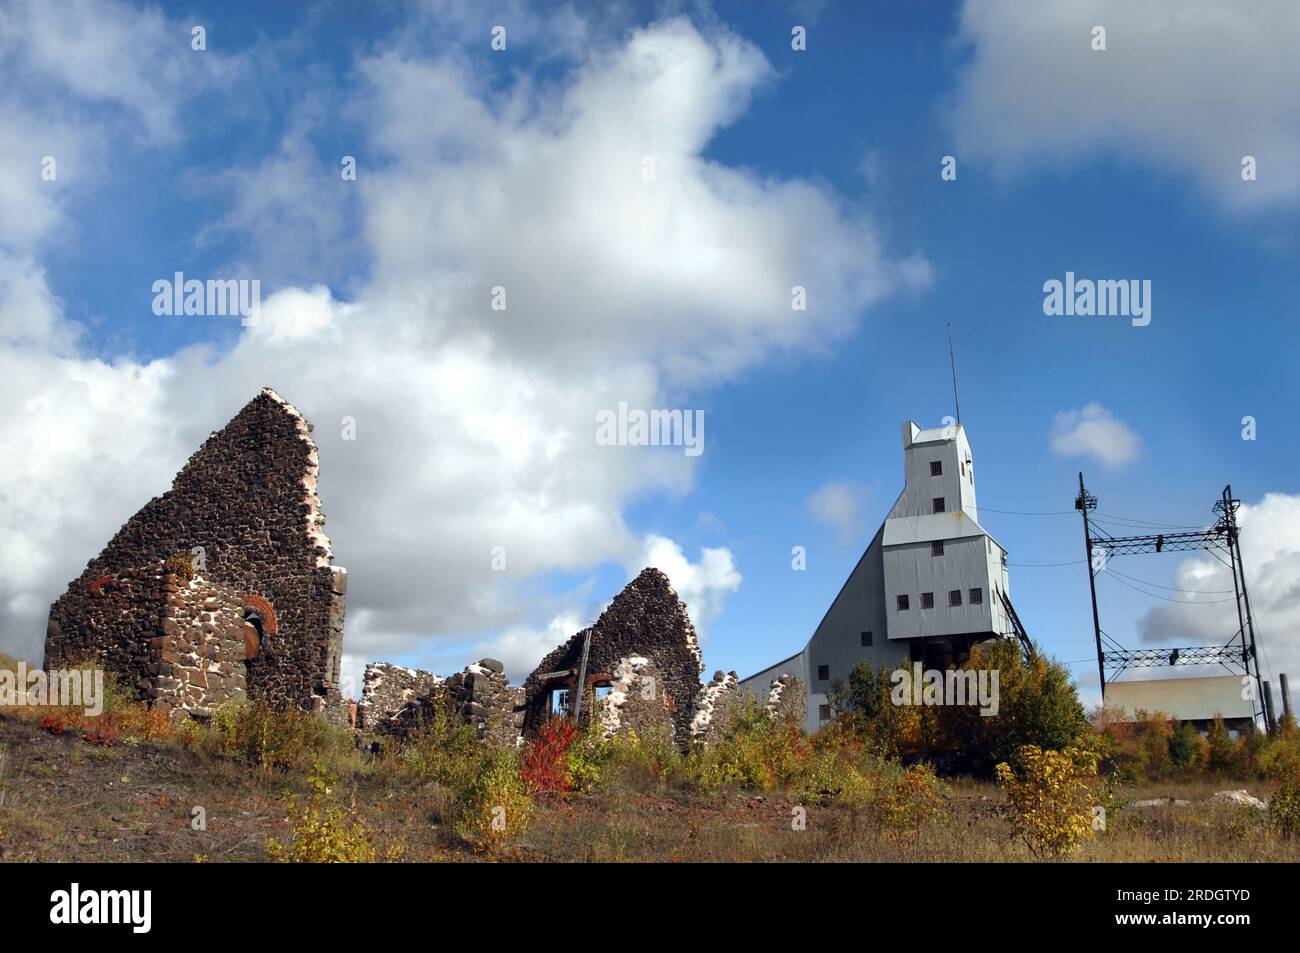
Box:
[41,713,70,735]
[522,718,580,794]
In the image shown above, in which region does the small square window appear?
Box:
[931,540,944,557]
[897,594,910,611]
[949,589,962,607]
[921,592,935,609]
[860,630,873,647]
[817,664,830,681]
[970,587,983,605]
[930,460,942,476]
[818,704,831,722]
[932,497,946,513]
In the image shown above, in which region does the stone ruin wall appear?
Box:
[45,388,347,721]
[522,568,704,747]
[596,656,675,738]
[356,662,443,733]
[690,670,740,743]
[359,658,524,745]
[767,673,806,725]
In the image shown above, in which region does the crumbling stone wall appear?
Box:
[691,670,740,743]
[767,674,806,726]
[596,656,674,738]
[41,560,251,717]
[357,662,443,733]
[45,388,347,720]
[523,568,704,747]
[153,570,251,715]
[364,658,524,744]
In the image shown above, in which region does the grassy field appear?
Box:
[2,712,1295,863]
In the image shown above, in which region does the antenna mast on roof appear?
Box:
[947,322,962,426]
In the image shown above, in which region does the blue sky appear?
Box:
[2,0,1297,707]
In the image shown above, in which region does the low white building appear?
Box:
[1105,675,1255,733]
[740,421,1019,732]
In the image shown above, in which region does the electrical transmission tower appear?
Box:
[1074,474,1268,731]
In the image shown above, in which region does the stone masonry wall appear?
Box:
[356,662,443,733]
[523,568,704,747]
[45,388,347,720]
[596,656,674,738]
[691,670,741,743]
[152,570,250,716]
[767,674,806,726]
[365,659,524,744]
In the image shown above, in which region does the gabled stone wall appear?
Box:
[522,568,704,747]
[44,388,347,719]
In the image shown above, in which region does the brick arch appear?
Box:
[241,594,278,636]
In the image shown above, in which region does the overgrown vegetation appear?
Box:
[2,649,1298,862]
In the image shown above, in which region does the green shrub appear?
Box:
[267,759,399,862]
[1269,773,1300,840]
[205,699,354,774]
[456,745,532,854]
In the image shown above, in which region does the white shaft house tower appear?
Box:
[739,421,1021,733]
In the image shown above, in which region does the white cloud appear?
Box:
[0,16,919,686]
[807,481,869,538]
[950,0,1300,210]
[634,535,742,638]
[1050,402,1141,468]
[1137,493,1300,695]
[0,0,242,143]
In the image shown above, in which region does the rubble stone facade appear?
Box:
[356,662,443,733]
[44,388,348,720]
[523,568,705,747]
[767,673,806,725]
[361,658,524,744]
[596,655,675,738]
[690,670,741,742]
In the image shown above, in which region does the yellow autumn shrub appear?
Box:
[996,744,1099,857]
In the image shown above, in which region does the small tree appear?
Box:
[996,744,1100,857]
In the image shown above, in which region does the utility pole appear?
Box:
[1218,485,1268,732]
[947,323,962,426]
[1075,472,1105,700]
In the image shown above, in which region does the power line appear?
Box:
[1009,558,1086,567]
[979,505,1077,516]
[1099,570,1237,605]
[1106,566,1235,595]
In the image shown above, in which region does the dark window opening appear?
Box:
[860,630,873,647]
[949,589,962,607]
[932,497,946,513]
[818,704,831,722]
[970,587,983,605]
[921,592,935,609]
[931,540,944,557]
[930,460,942,476]
[897,594,910,611]
[817,664,830,681]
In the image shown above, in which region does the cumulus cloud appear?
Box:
[1050,402,1140,468]
[949,0,1300,210]
[807,481,869,540]
[1137,493,1300,691]
[634,535,742,638]
[0,15,922,686]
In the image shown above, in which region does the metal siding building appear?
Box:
[740,421,1018,732]
[1106,675,1255,727]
